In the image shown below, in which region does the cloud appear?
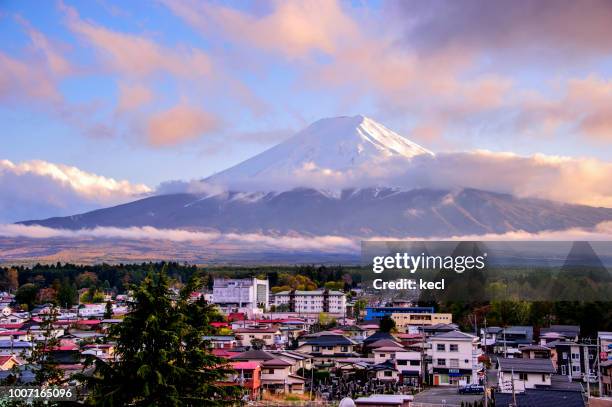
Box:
[117,83,154,112]
[60,1,211,78]
[161,0,357,58]
[205,150,612,208]
[0,159,151,222]
[0,224,358,252]
[395,0,612,59]
[145,103,219,146]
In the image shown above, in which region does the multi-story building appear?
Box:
[391,312,452,332]
[546,340,597,382]
[598,332,612,396]
[272,290,346,314]
[297,331,359,369]
[428,330,482,386]
[212,278,269,314]
[482,326,533,357]
[395,348,423,386]
[365,306,434,322]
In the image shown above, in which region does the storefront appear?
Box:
[432,368,473,386]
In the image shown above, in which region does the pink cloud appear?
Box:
[60,1,211,78]
[145,104,219,147]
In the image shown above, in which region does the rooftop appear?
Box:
[497,357,555,373]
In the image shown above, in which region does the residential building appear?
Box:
[272,290,346,314]
[546,340,597,381]
[391,312,452,332]
[519,344,552,359]
[540,325,580,344]
[497,358,555,392]
[428,330,482,386]
[234,327,282,348]
[365,306,434,321]
[485,326,534,357]
[297,331,359,369]
[395,348,423,386]
[212,278,269,314]
[598,332,612,396]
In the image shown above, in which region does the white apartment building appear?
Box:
[213,278,269,313]
[272,290,346,314]
[428,330,482,386]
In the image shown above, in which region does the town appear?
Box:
[0,263,610,407]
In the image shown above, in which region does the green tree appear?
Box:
[15,283,39,311]
[56,278,78,309]
[379,316,396,333]
[81,267,238,406]
[104,301,113,319]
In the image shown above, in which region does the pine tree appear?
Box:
[81,266,239,406]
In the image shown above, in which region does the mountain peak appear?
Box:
[207,115,433,189]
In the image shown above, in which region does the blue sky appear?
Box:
[1,0,612,221]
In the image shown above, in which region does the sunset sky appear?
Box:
[1,0,612,221]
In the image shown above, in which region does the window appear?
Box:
[573,365,580,372]
[326,346,333,350]
[437,344,446,351]
[542,374,547,382]
[410,360,420,366]
[384,371,392,377]
[450,359,459,368]
[341,346,348,352]
[562,352,567,360]
[561,365,567,375]
[313,346,320,352]
[265,369,274,374]
[397,360,407,365]
[519,373,528,381]
[572,353,579,360]
[437,359,446,366]
[263,335,271,339]
[450,344,459,352]
[379,354,386,358]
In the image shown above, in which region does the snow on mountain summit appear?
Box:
[207,115,433,189]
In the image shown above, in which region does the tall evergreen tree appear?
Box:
[81,266,238,406]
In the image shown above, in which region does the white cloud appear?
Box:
[204,150,612,208]
[0,224,358,252]
[0,159,151,222]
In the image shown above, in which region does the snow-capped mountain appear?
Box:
[18,115,612,238]
[207,115,433,190]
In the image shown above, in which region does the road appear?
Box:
[413,387,484,406]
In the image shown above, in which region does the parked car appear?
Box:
[458,384,484,394]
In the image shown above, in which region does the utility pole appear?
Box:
[511,368,517,407]
[598,336,603,397]
[583,344,591,398]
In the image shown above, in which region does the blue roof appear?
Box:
[0,340,32,348]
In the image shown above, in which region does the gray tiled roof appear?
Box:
[497,357,555,373]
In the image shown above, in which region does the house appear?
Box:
[395,348,423,386]
[0,355,20,371]
[601,360,612,397]
[494,371,585,407]
[373,346,406,364]
[546,340,597,381]
[519,344,552,359]
[234,327,282,348]
[202,335,237,349]
[362,331,398,353]
[369,359,399,381]
[497,358,556,392]
[540,325,580,343]
[226,361,261,399]
[81,343,115,360]
[230,350,305,394]
[260,357,306,394]
[492,326,534,357]
[0,340,33,357]
[428,330,482,386]
[272,289,346,314]
[297,331,359,369]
